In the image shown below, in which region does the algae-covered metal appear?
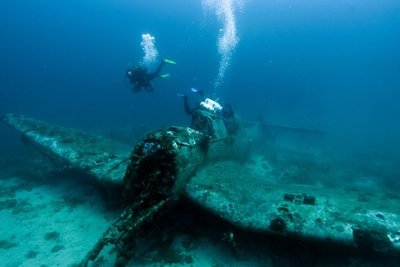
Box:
[3,114,130,187]
[186,161,400,253]
[3,112,400,264]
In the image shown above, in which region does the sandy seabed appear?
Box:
[1,143,399,267]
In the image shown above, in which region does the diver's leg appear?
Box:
[132,83,141,92]
[147,60,165,80]
[145,83,154,92]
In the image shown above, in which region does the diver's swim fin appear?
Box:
[163,59,176,65]
[160,73,170,78]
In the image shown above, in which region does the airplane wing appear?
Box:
[2,114,130,187]
[185,160,400,254]
[4,113,400,256]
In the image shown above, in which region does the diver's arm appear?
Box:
[183,96,193,115]
[147,60,165,80]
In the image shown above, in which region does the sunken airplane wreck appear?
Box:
[3,105,400,265]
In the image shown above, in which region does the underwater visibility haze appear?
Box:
[0,0,399,155]
[1,0,400,266]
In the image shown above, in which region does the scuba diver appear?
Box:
[177,88,239,137]
[126,59,176,92]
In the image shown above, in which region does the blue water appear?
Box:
[1,0,399,156]
[1,1,400,265]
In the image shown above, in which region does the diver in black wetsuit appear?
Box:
[126,59,175,92]
[178,89,239,136]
